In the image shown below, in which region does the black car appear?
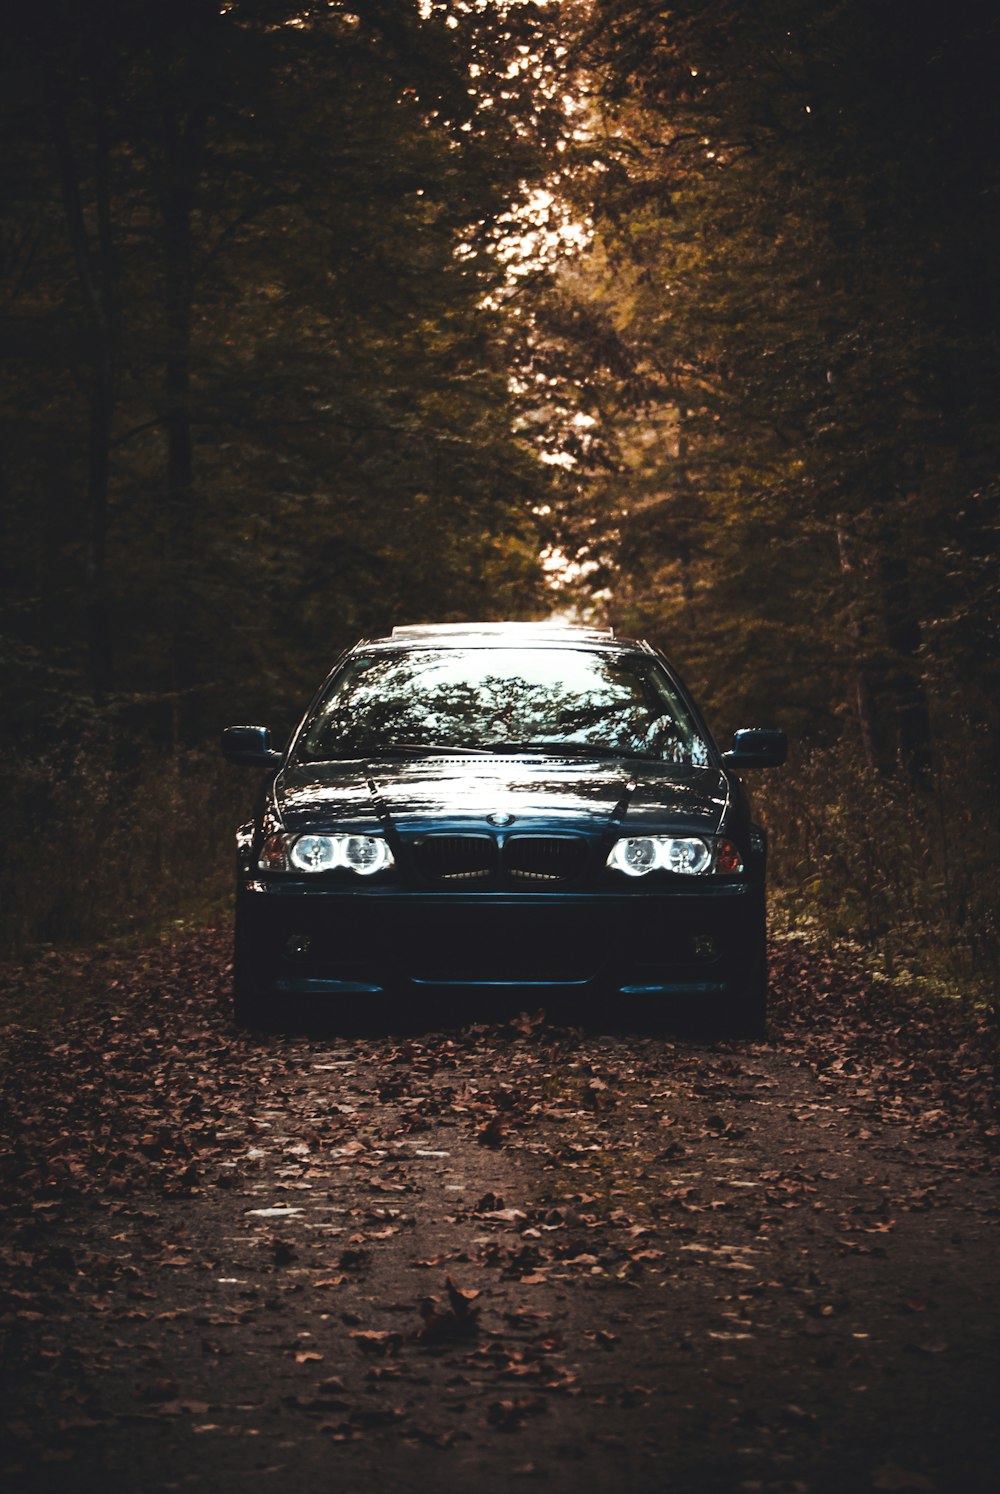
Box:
[222,622,786,1034]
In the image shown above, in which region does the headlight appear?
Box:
[606,835,742,877]
[260,833,394,876]
[290,835,339,872]
[337,836,394,875]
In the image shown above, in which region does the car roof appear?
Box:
[358,621,644,650]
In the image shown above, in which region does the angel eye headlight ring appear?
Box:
[338,835,393,876]
[284,834,394,876]
[289,835,339,872]
[606,835,740,877]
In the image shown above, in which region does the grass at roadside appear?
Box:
[0,745,251,962]
[2,739,996,1029]
[755,744,999,1016]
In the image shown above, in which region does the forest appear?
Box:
[1,0,997,1006]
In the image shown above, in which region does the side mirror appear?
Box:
[722,728,788,769]
[221,725,282,768]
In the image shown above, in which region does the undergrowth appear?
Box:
[0,740,252,965]
[754,744,999,1014]
[2,737,996,1022]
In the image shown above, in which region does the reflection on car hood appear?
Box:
[275,757,729,836]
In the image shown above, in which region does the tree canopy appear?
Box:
[546,0,999,775]
[0,0,567,748]
[2,0,997,974]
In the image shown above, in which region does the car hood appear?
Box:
[274,757,730,837]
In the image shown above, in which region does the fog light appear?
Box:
[284,933,311,958]
[691,932,719,961]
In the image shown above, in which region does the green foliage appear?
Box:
[529,0,1000,982]
[755,743,1000,1009]
[0,0,561,743]
[3,0,998,980]
[0,743,248,959]
[0,0,570,955]
[549,0,1000,758]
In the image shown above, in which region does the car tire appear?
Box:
[233,982,275,1031]
[717,944,768,1039]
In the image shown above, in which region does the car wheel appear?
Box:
[233,981,275,1031]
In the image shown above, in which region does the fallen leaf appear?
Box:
[871,1463,936,1491]
[135,1379,180,1403]
[477,1116,506,1149]
[487,1397,548,1430]
[349,1331,403,1356]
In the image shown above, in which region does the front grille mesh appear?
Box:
[504,836,588,884]
[413,833,587,886]
[415,835,494,882]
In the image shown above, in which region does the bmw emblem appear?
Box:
[487,811,515,827]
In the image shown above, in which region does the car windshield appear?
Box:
[295,647,711,766]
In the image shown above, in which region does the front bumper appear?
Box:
[235,879,764,1003]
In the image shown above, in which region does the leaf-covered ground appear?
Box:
[1,932,997,1494]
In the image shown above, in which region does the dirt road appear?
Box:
[1,932,997,1494]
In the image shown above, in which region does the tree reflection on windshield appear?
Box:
[297,648,710,765]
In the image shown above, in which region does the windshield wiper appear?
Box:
[486,740,649,760]
[372,742,492,757]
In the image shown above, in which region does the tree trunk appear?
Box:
[835,518,876,773]
[47,88,117,704]
[837,514,934,785]
[160,95,207,747]
[877,527,933,788]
